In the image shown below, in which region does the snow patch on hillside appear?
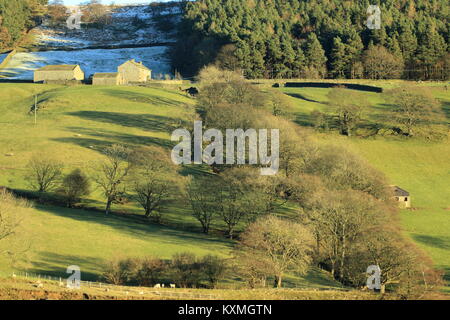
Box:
[35,32,93,49]
[0,46,171,80]
[33,4,180,50]
[113,5,153,19]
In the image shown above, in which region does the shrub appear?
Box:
[135,257,168,287]
[102,258,137,285]
[171,253,204,288]
[311,110,329,131]
[236,216,314,288]
[201,255,228,288]
[59,169,90,207]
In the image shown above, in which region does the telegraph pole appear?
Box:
[34,95,37,125]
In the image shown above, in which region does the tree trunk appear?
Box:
[274,275,282,288]
[315,235,320,257]
[339,240,346,281]
[105,198,112,215]
[227,226,234,240]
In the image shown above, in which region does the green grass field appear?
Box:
[0,82,448,294]
[0,84,236,280]
[0,83,342,290]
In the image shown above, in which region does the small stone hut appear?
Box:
[92,72,125,86]
[392,186,411,208]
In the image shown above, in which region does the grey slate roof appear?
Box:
[36,65,79,71]
[392,186,410,197]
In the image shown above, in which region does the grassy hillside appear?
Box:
[0,82,448,294]
[0,84,231,279]
[0,83,342,290]
[280,84,450,292]
[0,203,232,280]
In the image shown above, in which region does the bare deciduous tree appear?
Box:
[92,144,132,215]
[387,86,444,137]
[129,146,179,222]
[186,175,220,234]
[47,0,68,27]
[27,155,63,192]
[237,215,314,288]
[327,88,370,136]
[216,168,272,239]
[0,190,31,261]
[305,190,387,281]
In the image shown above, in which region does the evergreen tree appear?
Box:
[330,37,348,78]
[172,0,449,80]
[304,33,327,78]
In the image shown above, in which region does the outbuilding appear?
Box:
[34,65,85,83]
[392,186,411,208]
[92,72,125,86]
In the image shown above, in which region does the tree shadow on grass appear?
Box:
[101,88,184,108]
[28,252,105,281]
[33,204,232,254]
[442,101,450,120]
[53,127,173,150]
[294,112,315,127]
[66,111,182,134]
[412,234,450,250]
[285,93,324,104]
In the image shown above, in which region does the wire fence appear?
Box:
[5,271,216,300]
[5,270,351,292]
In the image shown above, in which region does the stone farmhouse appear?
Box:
[117,59,152,84]
[34,65,85,83]
[392,186,411,208]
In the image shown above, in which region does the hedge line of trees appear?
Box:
[171,0,449,80]
[103,253,228,289]
[0,0,47,50]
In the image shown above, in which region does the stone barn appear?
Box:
[34,65,85,83]
[92,72,125,86]
[118,59,151,84]
[392,186,411,208]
